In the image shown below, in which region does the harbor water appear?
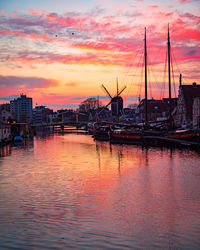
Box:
[0,133,200,249]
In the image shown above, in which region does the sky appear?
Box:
[0,0,199,110]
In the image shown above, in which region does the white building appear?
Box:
[0,125,11,143]
[10,94,33,123]
[193,96,200,129]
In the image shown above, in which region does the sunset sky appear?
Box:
[0,0,199,110]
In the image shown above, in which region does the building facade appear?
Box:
[136,98,177,124]
[0,109,13,124]
[10,95,33,123]
[0,125,11,143]
[193,96,200,129]
[175,83,200,128]
[32,106,53,124]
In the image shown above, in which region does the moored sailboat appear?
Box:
[110,25,200,146]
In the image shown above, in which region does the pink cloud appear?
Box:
[0,75,59,92]
[178,0,191,3]
[0,7,199,79]
[0,29,55,42]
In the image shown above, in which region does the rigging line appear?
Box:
[134,49,144,97]
[137,53,145,100]
[149,63,160,96]
[182,75,191,85]
[121,48,142,85]
[171,52,177,98]
[163,47,168,98]
[124,49,143,100]
[171,48,181,75]
[147,64,152,99]
[125,48,144,100]
[171,48,191,85]
[171,48,192,85]
[162,46,168,99]
[149,42,163,69]
[148,55,160,99]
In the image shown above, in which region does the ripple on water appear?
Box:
[0,134,200,249]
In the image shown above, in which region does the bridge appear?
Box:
[31,120,88,128]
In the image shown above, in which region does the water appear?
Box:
[0,134,200,249]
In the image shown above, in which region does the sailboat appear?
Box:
[161,25,200,142]
[110,27,149,144]
[110,26,200,146]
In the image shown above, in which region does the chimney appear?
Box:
[179,74,182,87]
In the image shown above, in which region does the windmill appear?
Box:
[101,78,126,117]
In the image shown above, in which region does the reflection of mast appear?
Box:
[117,148,124,176]
[96,144,101,169]
[142,146,149,167]
[118,150,121,175]
[144,27,148,128]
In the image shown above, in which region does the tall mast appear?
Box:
[168,24,172,126]
[116,77,119,118]
[144,27,148,127]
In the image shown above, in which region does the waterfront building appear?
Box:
[0,109,13,124]
[175,82,200,128]
[193,95,200,129]
[0,125,11,143]
[10,94,33,123]
[135,98,177,124]
[32,105,53,124]
[48,112,59,123]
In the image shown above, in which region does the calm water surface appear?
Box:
[0,134,200,249]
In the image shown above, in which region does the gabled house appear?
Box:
[175,82,200,128]
[193,95,200,129]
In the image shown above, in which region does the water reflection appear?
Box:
[0,144,11,157]
[0,134,200,249]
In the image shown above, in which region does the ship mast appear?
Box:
[144,27,148,128]
[168,24,172,126]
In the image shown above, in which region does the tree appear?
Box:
[127,103,138,109]
[79,97,102,112]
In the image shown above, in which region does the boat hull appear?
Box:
[110,130,143,145]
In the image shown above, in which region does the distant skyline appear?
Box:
[0,0,199,110]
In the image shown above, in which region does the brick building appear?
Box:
[175,83,200,128]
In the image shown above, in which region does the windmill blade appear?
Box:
[118,85,127,96]
[99,100,112,115]
[101,84,112,99]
